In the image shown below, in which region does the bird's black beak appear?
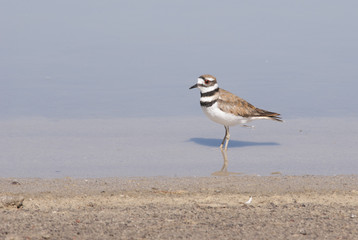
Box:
[189,84,198,89]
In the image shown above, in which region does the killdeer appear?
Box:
[190,74,282,150]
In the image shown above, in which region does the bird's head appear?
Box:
[189,74,218,93]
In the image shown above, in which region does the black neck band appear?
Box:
[200,88,219,97]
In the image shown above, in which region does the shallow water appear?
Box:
[1,1,358,177]
[1,117,357,178]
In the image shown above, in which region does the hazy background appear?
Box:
[1,1,358,177]
[1,0,358,119]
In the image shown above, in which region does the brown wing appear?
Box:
[218,88,282,121]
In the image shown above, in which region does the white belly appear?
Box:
[201,102,250,126]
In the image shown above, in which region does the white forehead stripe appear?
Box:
[206,77,215,81]
[197,78,204,84]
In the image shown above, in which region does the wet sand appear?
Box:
[1,176,358,239]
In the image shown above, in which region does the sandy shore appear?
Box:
[1,176,358,239]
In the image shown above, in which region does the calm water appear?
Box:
[1,117,357,178]
[1,0,358,119]
[1,1,358,177]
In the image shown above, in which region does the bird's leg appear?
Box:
[224,126,230,150]
[219,146,228,172]
[220,126,230,150]
[220,126,228,149]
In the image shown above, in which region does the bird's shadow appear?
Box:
[189,137,280,148]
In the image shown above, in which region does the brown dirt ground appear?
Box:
[1,176,358,240]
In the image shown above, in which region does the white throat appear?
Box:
[199,83,219,93]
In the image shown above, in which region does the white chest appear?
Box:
[201,103,249,126]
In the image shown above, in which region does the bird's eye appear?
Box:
[204,80,210,84]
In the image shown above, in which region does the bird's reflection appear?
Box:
[189,137,279,176]
[211,147,242,176]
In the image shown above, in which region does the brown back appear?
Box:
[218,89,282,121]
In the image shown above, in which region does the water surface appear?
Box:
[1,1,358,177]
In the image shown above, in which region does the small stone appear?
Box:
[0,195,25,208]
[11,181,21,185]
[299,229,307,235]
[41,232,51,239]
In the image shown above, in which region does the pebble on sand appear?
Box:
[0,195,25,208]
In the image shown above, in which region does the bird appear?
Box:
[189,74,282,150]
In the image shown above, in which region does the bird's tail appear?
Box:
[256,109,283,122]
